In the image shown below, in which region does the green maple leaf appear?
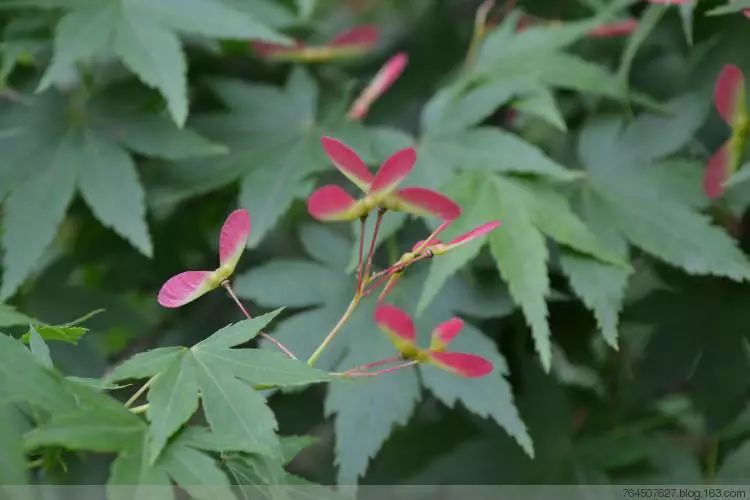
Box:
[414,126,580,190]
[16,304,102,347]
[0,90,223,299]
[20,381,239,499]
[405,361,600,484]
[0,402,26,485]
[0,333,78,413]
[422,1,651,138]
[570,94,750,346]
[107,310,332,463]
[24,384,146,453]
[31,0,289,125]
[0,333,143,451]
[109,430,235,500]
[418,170,626,371]
[28,326,53,369]
[149,68,376,248]
[235,224,530,484]
[560,191,632,349]
[105,346,188,384]
[408,357,699,484]
[0,333,284,495]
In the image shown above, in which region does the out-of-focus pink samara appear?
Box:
[704,64,749,199]
[587,18,638,37]
[252,25,379,63]
[158,209,251,308]
[348,52,409,120]
[374,304,493,378]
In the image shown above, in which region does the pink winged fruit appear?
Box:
[587,19,638,37]
[307,137,461,222]
[374,304,493,378]
[252,25,379,63]
[703,64,749,199]
[158,209,251,308]
[348,52,408,120]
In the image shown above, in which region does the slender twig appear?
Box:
[340,360,419,378]
[361,220,447,296]
[464,0,496,72]
[363,251,435,297]
[343,355,403,375]
[363,269,401,298]
[415,220,451,253]
[307,294,361,366]
[222,280,253,317]
[361,208,386,291]
[356,216,367,287]
[307,208,389,367]
[222,281,297,359]
[124,375,156,408]
[368,264,398,285]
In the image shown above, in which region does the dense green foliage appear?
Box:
[2,0,750,493]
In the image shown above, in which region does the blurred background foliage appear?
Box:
[2,0,750,491]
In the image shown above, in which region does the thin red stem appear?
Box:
[368,260,400,284]
[356,216,366,287]
[223,280,252,317]
[415,220,451,253]
[361,209,385,291]
[307,293,360,366]
[464,0,496,72]
[363,250,434,297]
[343,355,403,375]
[343,360,419,378]
[222,281,297,359]
[363,269,400,298]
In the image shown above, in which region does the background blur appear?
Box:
[3,0,750,488]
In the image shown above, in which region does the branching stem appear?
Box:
[361,208,385,291]
[124,375,156,408]
[222,281,297,359]
[343,355,403,374]
[308,208,386,367]
[307,293,361,367]
[340,360,419,378]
